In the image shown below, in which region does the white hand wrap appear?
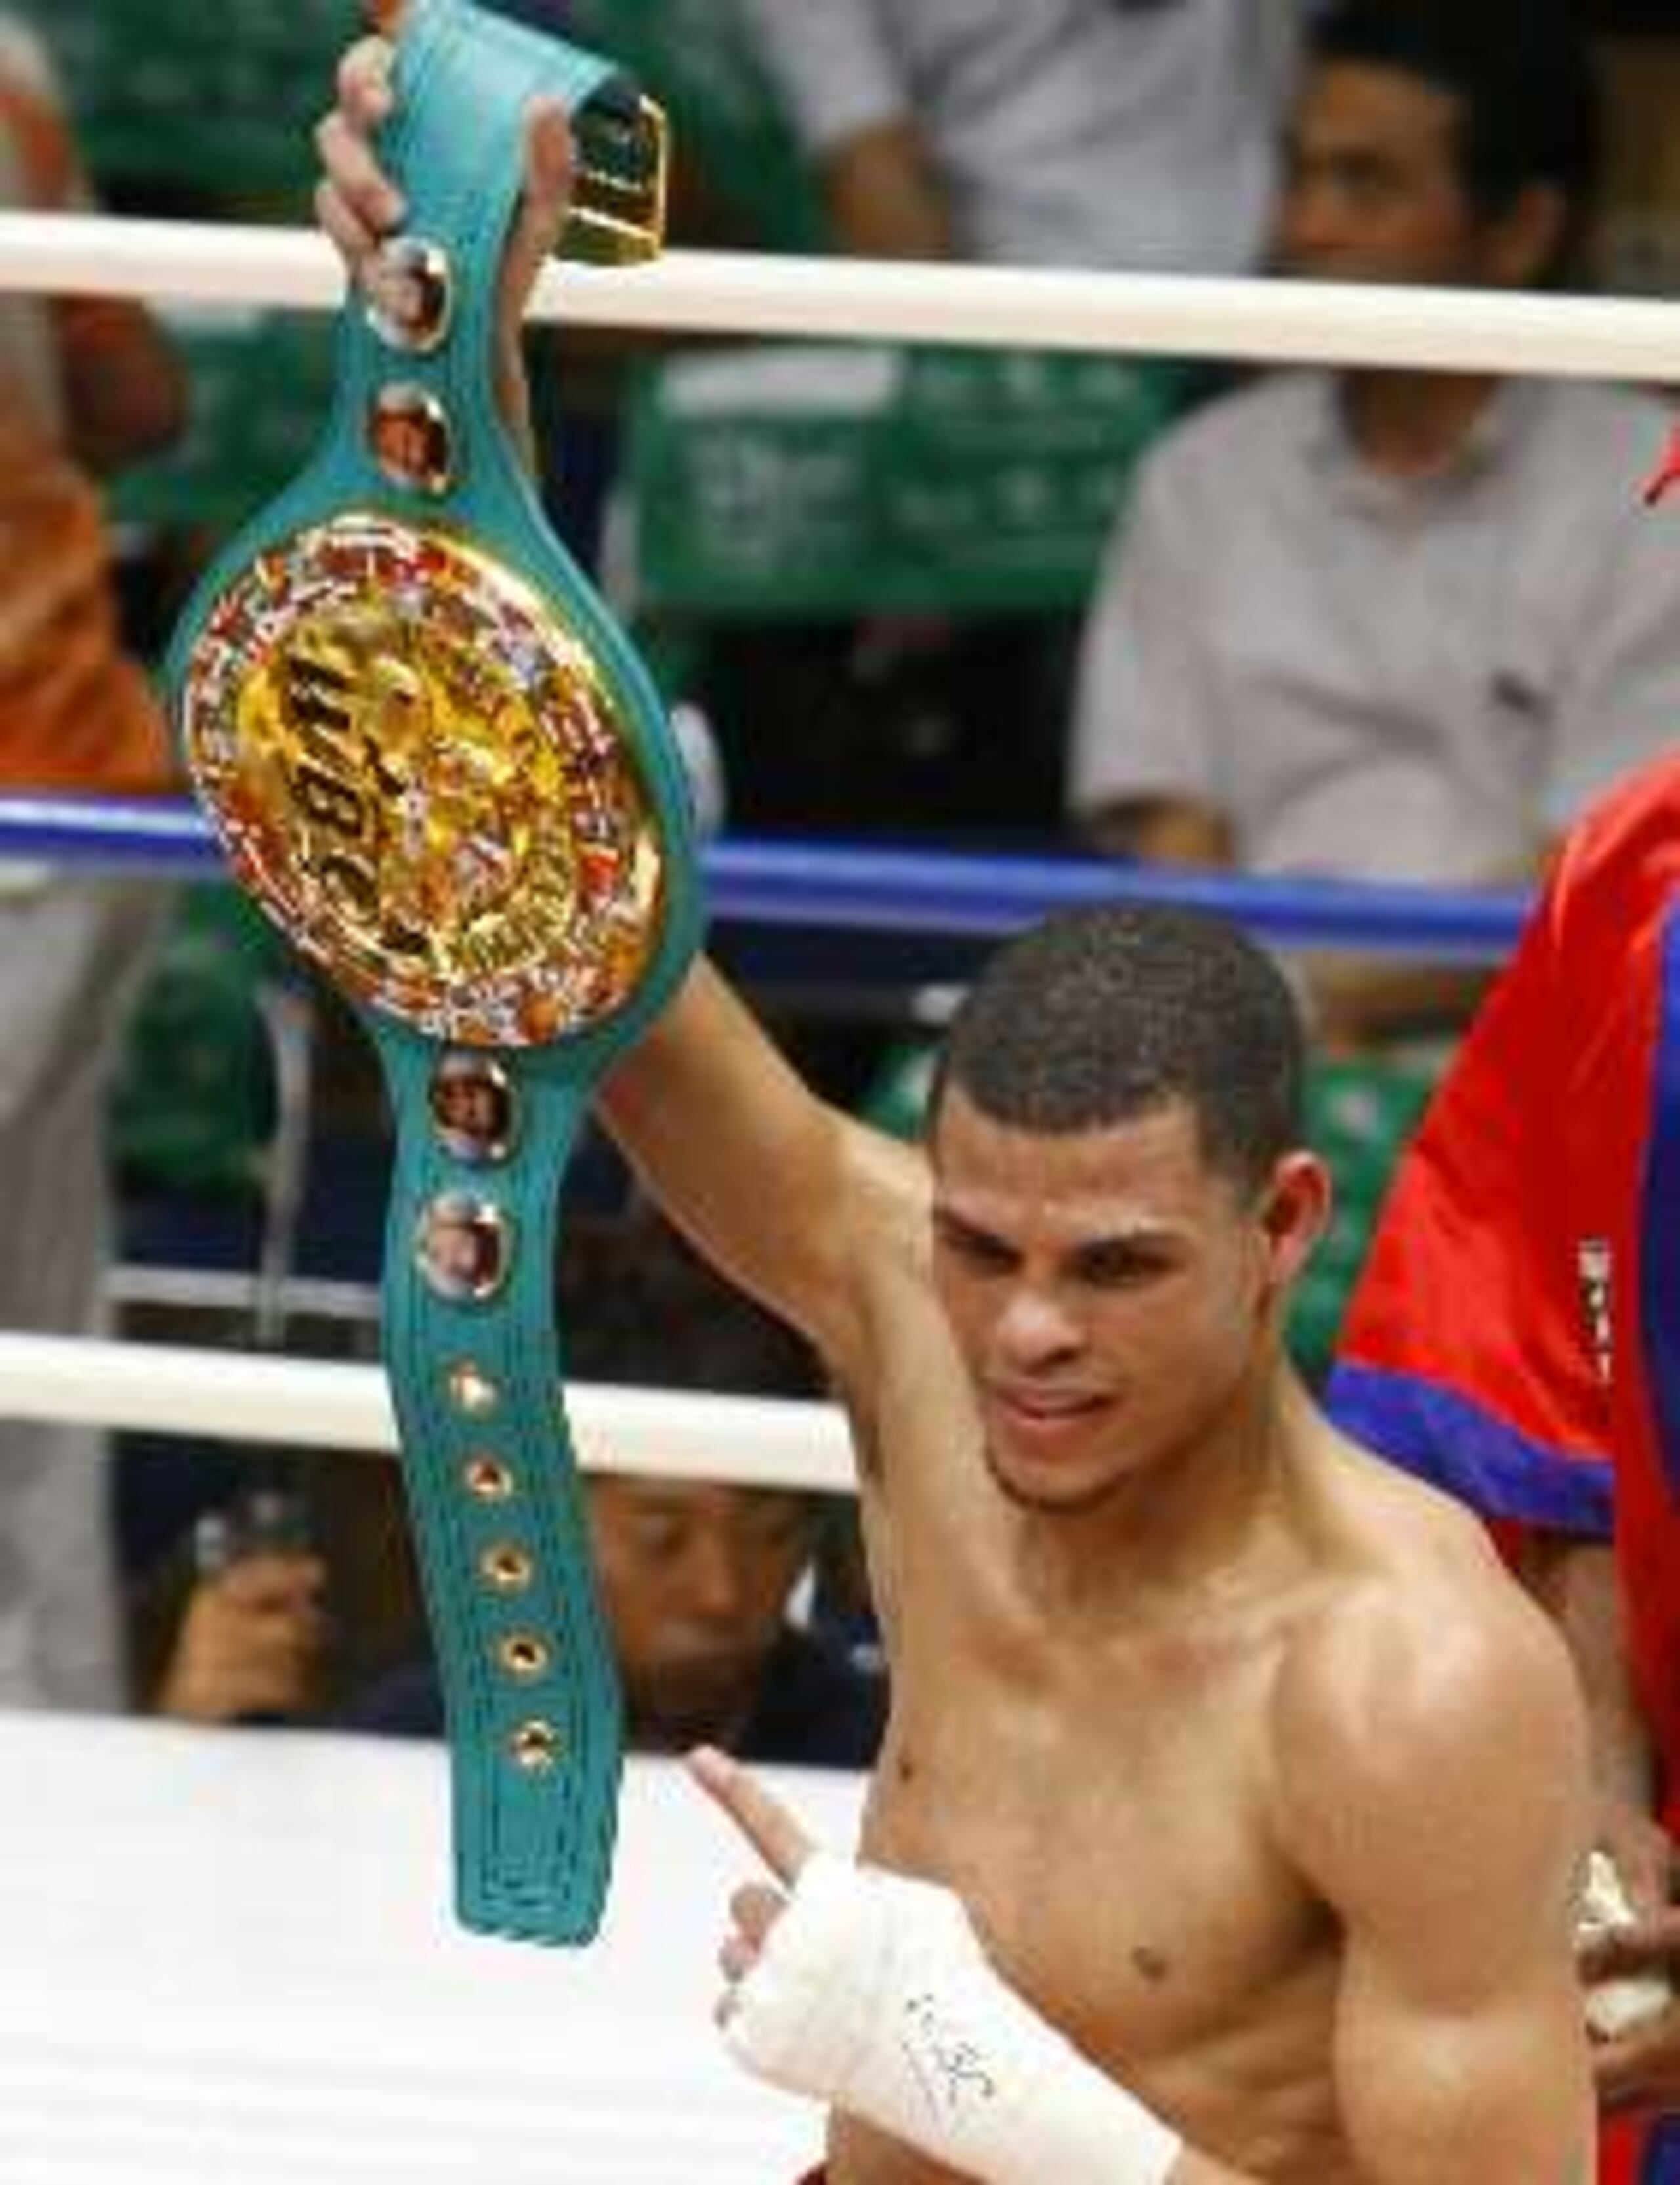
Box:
[723,1853,1183,2185]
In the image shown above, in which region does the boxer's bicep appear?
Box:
[1278,1601,1594,2184]
[1330,1911,1591,2184]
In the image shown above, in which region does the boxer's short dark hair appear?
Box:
[929,902,1305,1196]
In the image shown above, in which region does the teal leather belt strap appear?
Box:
[164,0,700,1945]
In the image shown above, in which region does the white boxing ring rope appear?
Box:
[3,208,1680,381]
[0,1331,856,1491]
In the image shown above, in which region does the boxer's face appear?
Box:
[929,1088,1286,1515]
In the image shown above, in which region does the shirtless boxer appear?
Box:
[317,32,1594,2180]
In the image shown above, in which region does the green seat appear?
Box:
[110,887,291,1198]
[10,0,353,200]
[628,345,1194,619]
[1288,1057,1437,1386]
[862,1037,939,1147]
[114,314,337,534]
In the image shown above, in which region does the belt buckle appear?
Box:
[561,95,667,266]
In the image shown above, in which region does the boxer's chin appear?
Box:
[981,1420,1141,1516]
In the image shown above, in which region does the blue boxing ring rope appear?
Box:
[0,791,1532,1471]
[0,795,1530,972]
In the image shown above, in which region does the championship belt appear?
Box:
[163,0,700,1945]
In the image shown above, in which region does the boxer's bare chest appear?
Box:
[867,1591,1332,2068]
[841,1619,1352,2180]
[846,1443,1353,2176]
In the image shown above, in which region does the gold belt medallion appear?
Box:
[181,513,666,1048]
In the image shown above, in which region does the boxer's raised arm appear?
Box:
[599,960,927,1385]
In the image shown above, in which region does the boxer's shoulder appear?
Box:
[1267,1523,1586,1892]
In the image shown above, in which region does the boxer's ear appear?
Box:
[1256,1149,1332,1293]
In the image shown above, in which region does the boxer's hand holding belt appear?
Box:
[164,0,701,1945]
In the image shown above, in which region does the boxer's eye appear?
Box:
[1075,1241,1175,1290]
[934,1216,1016,1275]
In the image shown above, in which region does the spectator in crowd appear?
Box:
[0,13,185,1709]
[342,1474,883,1768]
[719,4,1306,850]
[739,0,1303,273]
[152,1521,330,1726]
[158,1216,886,1770]
[1326,744,1680,2182]
[1068,0,1680,1053]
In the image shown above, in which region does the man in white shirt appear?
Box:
[1068,0,1679,1051]
[740,0,1303,272]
